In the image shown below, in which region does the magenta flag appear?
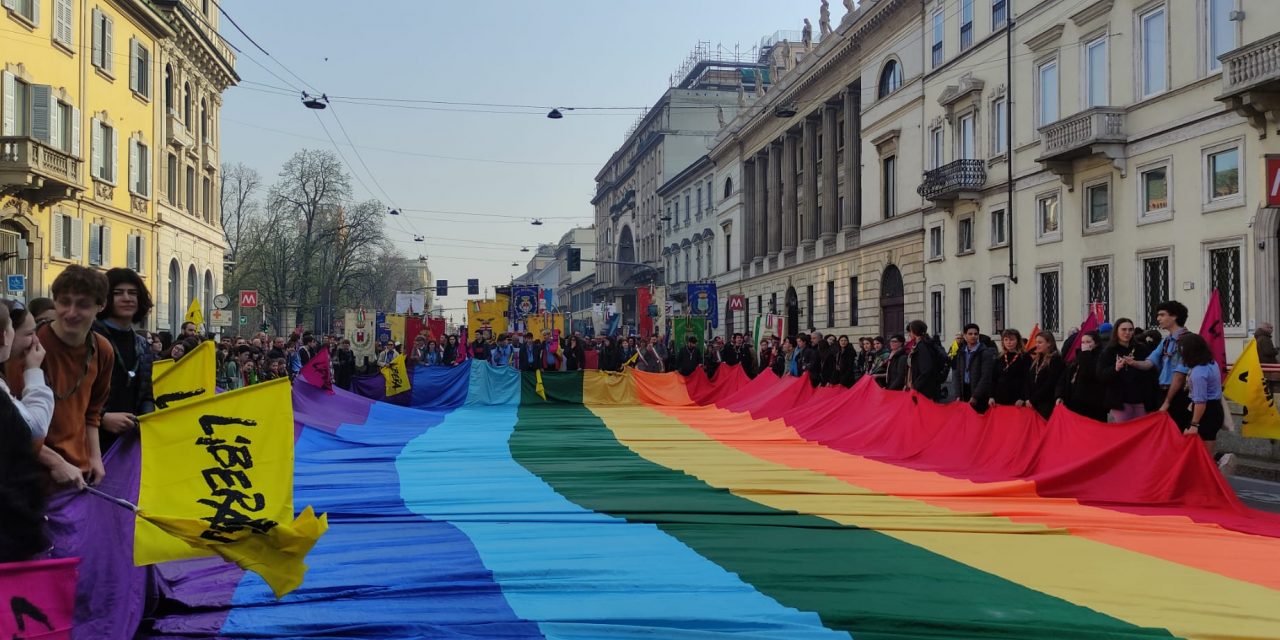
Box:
[1200,289,1228,381]
[1064,312,1101,364]
[0,558,78,639]
[300,346,334,394]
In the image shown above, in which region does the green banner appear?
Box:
[673,316,706,352]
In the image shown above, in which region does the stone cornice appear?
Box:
[1023,24,1065,52]
[1069,0,1114,27]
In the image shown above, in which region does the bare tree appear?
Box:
[219,162,261,265]
[267,149,352,326]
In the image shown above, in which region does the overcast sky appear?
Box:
[219,0,816,304]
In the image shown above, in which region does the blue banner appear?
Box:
[511,286,540,319]
[686,283,719,329]
[376,311,392,344]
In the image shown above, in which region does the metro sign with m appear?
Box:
[1268,156,1280,208]
[239,290,259,308]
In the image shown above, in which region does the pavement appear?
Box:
[1230,475,1280,513]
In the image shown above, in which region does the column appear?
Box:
[801,117,819,248]
[821,104,838,240]
[767,141,782,259]
[781,132,798,254]
[754,151,768,263]
[741,158,756,268]
[843,85,861,230]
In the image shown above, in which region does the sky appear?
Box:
[217,0,810,304]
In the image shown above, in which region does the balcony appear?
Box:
[917,159,986,207]
[166,113,194,150]
[1217,33,1280,136]
[202,143,217,171]
[0,136,82,205]
[1037,107,1126,184]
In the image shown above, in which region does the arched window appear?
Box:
[878,59,902,98]
[200,99,208,142]
[187,264,198,313]
[168,259,181,334]
[723,177,733,199]
[204,270,214,325]
[183,82,192,124]
[164,64,173,114]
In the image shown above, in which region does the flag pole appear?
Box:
[83,486,140,512]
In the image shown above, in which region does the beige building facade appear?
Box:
[713,0,926,340]
[920,0,1280,360]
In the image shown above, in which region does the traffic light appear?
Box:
[567,247,581,272]
[467,278,479,296]
[436,279,448,297]
[260,322,268,332]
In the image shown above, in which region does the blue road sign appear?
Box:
[6,274,24,292]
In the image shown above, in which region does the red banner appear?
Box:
[0,558,78,639]
[427,317,446,343]
[1201,289,1227,381]
[637,287,653,338]
[404,316,424,353]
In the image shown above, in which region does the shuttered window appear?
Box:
[53,0,73,46]
[91,8,113,74]
[129,38,150,98]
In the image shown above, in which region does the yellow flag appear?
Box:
[185,298,204,328]
[382,353,411,396]
[152,340,216,410]
[1224,339,1280,439]
[535,369,546,401]
[134,378,326,598]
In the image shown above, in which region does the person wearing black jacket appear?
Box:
[991,329,1031,407]
[793,334,816,379]
[1056,331,1108,421]
[772,337,794,377]
[702,337,725,378]
[517,332,543,371]
[334,339,356,390]
[564,335,585,371]
[884,335,908,390]
[1095,318,1152,422]
[1025,330,1066,419]
[676,337,702,376]
[836,335,859,387]
[726,333,756,377]
[92,268,155,453]
[599,336,624,372]
[948,324,996,412]
[905,320,945,401]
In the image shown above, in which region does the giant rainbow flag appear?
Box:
[137,362,1280,638]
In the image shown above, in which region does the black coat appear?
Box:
[885,349,908,390]
[676,346,702,376]
[907,337,946,400]
[793,346,816,378]
[837,346,859,387]
[992,352,1031,406]
[1057,350,1108,421]
[517,342,544,371]
[703,348,723,378]
[564,345,584,371]
[949,342,996,403]
[1025,355,1066,419]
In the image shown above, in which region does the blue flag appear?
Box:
[686,283,719,329]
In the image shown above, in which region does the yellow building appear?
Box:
[1,0,234,335]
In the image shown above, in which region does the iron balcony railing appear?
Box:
[917,159,986,201]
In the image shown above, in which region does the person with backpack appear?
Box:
[905,320,947,401]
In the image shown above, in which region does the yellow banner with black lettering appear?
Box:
[382,353,411,396]
[134,377,327,598]
[1224,339,1280,439]
[152,340,216,410]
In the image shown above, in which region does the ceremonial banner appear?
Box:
[511,286,540,319]
[468,296,508,339]
[1224,339,1280,439]
[375,312,391,344]
[386,314,406,346]
[153,340,216,410]
[752,313,783,349]
[344,309,376,366]
[687,283,719,328]
[135,378,326,598]
[0,558,77,639]
[673,317,706,352]
[185,298,204,330]
[395,292,426,315]
[405,315,424,352]
[299,345,333,393]
[653,286,667,339]
[426,317,446,343]
[1200,290,1228,381]
[637,287,653,338]
[382,353,411,397]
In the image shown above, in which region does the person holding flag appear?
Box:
[93,268,157,453]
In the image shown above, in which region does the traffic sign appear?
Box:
[6,274,24,292]
[239,290,259,308]
[209,308,233,327]
[240,315,248,325]
[213,293,230,310]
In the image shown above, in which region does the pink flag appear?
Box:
[1200,289,1228,381]
[0,558,78,639]
[1064,312,1101,363]
[299,346,334,394]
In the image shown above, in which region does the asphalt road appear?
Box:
[1230,476,1280,513]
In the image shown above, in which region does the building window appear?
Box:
[1085,180,1109,229]
[1036,192,1060,240]
[1140,164,1170,218]
[1208,244,1242,328]
[878,59,902,98]
[54,101,72,153]
[1086,263,1111,318]
[959,287,973,326]
[991,283,1006,331]
[827,280,835,328]
[959,0,974,50]
[1037,59,1059,126]
[164,64,173,113]
[957,217,974,254]
[126,234,144,272]
[931,10,944,67]
[130,39,150,98]
[185,165,195,213]
[1207,0,1236,72]
[200,99,208,142]
[990,208,1007,247]
[51,212,80,260]
[882,155,896,218]
[931,290,945,337]
[684,193,691,224]
[187,264,198,310]
[1140,5,1168,97]
[53,0,74,46]
[849,276,859,326]
[1085,36,1108,107]
[1141,254,1170,326]
[92,119,116,183]
[183,82,192,124]
[837,196,845,228]
[166,153,178,204]
[1038,269,1061,333]
[696,185,703,216]
[723,177,733,199]
[202,175,212,223]
[992,0,1007,30]
[992,98,1008,154]
[929,127,943,169]
[1207,147,1240,201]
[958,112,975,159]
[929,225,944,260]
[91,8,114,73]
[7,0,37,22]
[8,77,30,136]
[724,231,731,271]
[87,223,109,267]
[130,139,149,196]
[806,284,814,330]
